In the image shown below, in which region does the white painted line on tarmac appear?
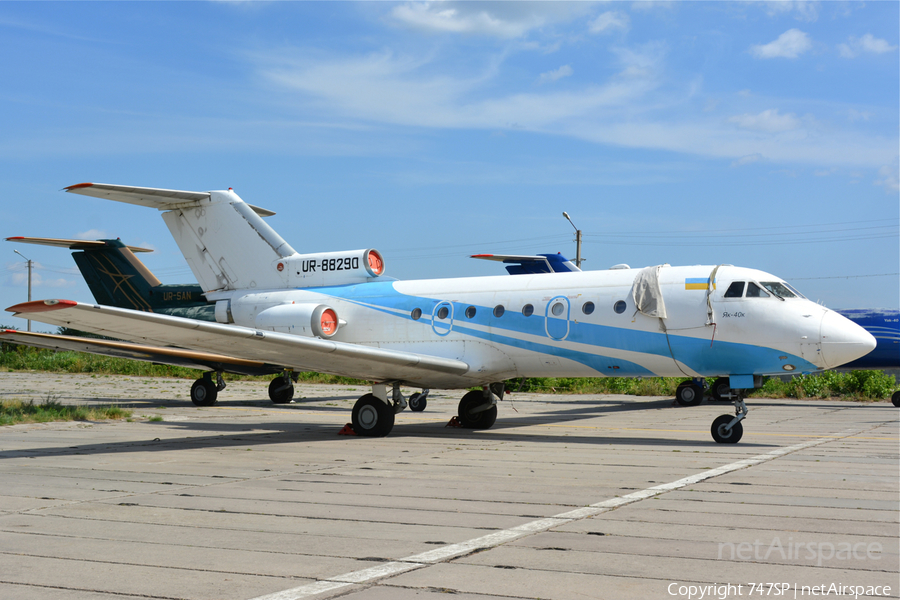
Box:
[248,429,864,600]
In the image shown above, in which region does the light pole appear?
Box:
[13,249,32,332]
[562,212,583,269]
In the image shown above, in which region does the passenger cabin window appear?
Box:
[724,282,745,298]
[746,282,770,298]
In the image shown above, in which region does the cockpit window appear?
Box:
[746,282,770,298]
[760,281,798,299]
[783,282,806,299]
[724,282,745,298]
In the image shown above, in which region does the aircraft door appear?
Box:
[432,301,454,337]
[545,296,571,341]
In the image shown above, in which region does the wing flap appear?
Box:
[7,300,470,382]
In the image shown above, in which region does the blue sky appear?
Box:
[2,1,898,332]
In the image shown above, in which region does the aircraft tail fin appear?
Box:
[66,183,294,292]
[5,236,206,313]
[71,240,164,310]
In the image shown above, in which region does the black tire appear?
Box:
[268,377,294,404]
[457,390,498,429]
[675,381,704,406]
[710,377,730,401]
[190,378,218,407]
[351,394,395,437]
[892,390,900,408]
[409,392,427,412]
[711,414,743,444]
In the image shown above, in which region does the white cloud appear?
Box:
[9,271,77,288]
[611,41,667,79]
[256,45,896,170]
[838,34,897,58]
[76,229,108,240]
[728,109,801,133]
[846,109,872,122]
[538,65,573,84]
[261,49,658,131]
[588,11,630,34]
[390,2,591,39]
[750,29,812,59]
[731,153,764,167]
[758,1,819,23]
[875,164,899,193]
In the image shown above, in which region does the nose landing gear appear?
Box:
[711,392,748,444]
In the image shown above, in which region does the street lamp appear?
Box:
[562,212,583,269]
[13,249,32,332]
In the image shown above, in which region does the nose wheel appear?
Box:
[711,393,748,444]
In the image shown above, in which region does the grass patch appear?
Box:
[0,395,132,426]
[0,345,367,384]
[505,371,895,400]
[2,341,896,401]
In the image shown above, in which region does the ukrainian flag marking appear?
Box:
[685,277,715,290]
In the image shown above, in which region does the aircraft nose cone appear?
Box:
[819,310,877,369]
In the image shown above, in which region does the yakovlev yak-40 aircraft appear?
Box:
[7,183,876,444]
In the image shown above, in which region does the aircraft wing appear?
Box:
[7,300,470,384]
[0,329,283,377]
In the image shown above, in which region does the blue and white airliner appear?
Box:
[7,183,876,443]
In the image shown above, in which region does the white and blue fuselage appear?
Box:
[214,265,866,390]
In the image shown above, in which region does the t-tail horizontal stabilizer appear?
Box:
[471,253,580,275]
[66,183,293,293]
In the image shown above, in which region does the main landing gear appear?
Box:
[457,387,499,429]
[675,379,705,406]
[268,371,296,404]
[408,389,430,412]
[190,370,297,406]
[349,383,504,436]
[190,371,226,406]
[674,377,733,406]
[351,383,404,437]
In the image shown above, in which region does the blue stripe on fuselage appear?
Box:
[302,282,817,377]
